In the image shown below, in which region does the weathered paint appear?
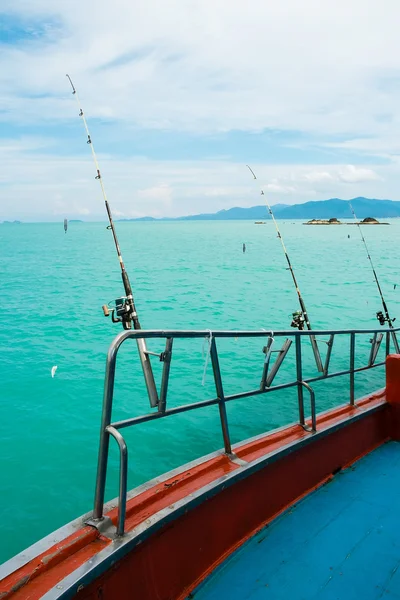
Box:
[1,359,399,599]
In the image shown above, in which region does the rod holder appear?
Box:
[323,334,335,376]
[368,332,383,367]
[136,338,159,408]
[310,334,324,373]
[158,338,173,413]
[260,339,292,389]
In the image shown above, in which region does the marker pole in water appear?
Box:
[349,203,399,353]
[247,165,323,372]
[66,74,159,406]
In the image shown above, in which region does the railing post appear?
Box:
[386,331,391,357]
[391,330,400,354]
[106,426,128,536]
[299,382,316,432]
[93,343,119,521]
[295,334,305,426]
[350,333,355,406]
[210,338,232,455]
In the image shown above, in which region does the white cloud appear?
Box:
[337,165,381,183]
[302,171,334,184]
[301,165,380,186]
[204,188,231,197]
[2,1,400,217]
[1,0,400,140]
[265,183,297,194]
[0,142,394,219]
[137,183,172,201]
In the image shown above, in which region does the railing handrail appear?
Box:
[106,325,400,345]
[91,325,397,536]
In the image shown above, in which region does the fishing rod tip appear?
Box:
[246,165,257,179]
[66,74,76,93]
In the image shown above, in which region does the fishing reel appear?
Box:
[290,310,305,330]
[102,297,133,329]
[376,311,395,326]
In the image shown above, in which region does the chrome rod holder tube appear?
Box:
[137,338,159,408]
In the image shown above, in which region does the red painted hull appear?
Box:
[1,356,399,599]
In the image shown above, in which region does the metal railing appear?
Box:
[91,326,399,535]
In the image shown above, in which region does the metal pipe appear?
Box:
[137,337,159,408]
[368,333,383,367]
[106,426,128,536]
[111,397,221,430]
[92,326,390,528]
[210,338,232,454]
[299,381,316,432]
[323,334,334,376]
[265,339,292,388]
[368,332,377,367]
[158,338,173,413]
[93,343,119,520]
[106,357,387,433]
[350,333,355,406]
[391,330,400,354]
[295,335,305,425]
[260,336,274,390]
[104,326,400,343]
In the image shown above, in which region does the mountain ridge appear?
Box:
[119,197,400,221]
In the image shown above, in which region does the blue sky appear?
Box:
[1,1,400,220]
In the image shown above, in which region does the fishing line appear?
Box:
[349,203,399,352]
[247,165,323,371]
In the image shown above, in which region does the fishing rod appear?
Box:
[349,203,399,353]
[247,165,323,372]
[66,74,159,407]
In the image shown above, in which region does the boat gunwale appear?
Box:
[0,385,385,584]
[8,394,387,600]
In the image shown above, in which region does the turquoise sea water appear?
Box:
[1,219,399,563]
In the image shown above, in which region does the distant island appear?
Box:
[1,220,21,224]
[305,218,342,225]
[119,197,400,221]
[304,217,388,225]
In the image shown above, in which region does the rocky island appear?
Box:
[349,217,388,225]
[304,218,342,225]
[304,217,388,225]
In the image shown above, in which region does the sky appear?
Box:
[1,0,400,220]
